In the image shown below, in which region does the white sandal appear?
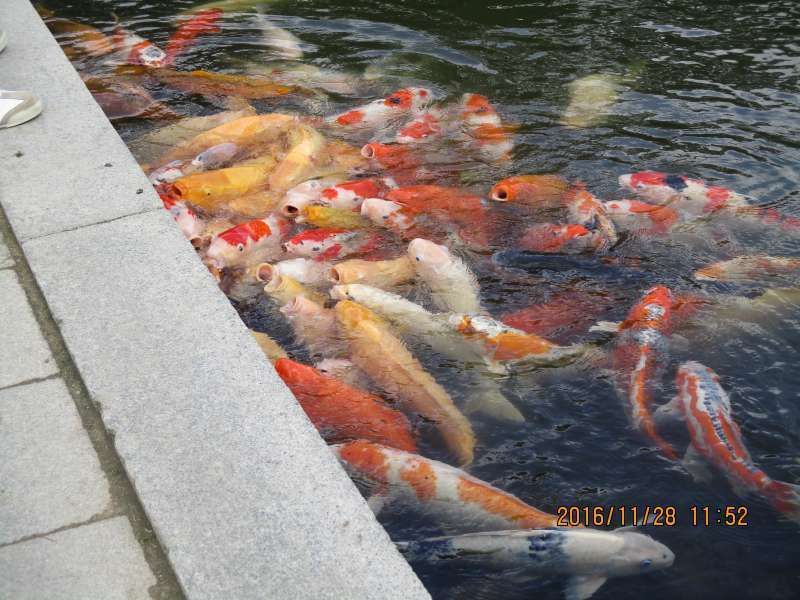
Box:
[0,91,43,128]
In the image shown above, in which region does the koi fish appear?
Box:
[518,223,607,254]
[407,238,482,314]
[205,214,289,269]
[190,142,239,171]
[458,93,515,161]
[111,24,167,67]
[673,362,800,523]
[612,286,678,460]
[331,284,522,421]
[169,158,276,211]
[301,205,373,230]
[41,16,115,60]
[360,198,418,234]
[314,358,373,389]
[563,184,618,245]
[257,14,305,60]
[560,73,623,129]
[448,314,587,368]
[398,528,674,600]
[489,174,571,206]
[360,143,420,170]
[274,358,417,452]
[255,258,332,287]
[602,199,680,236]
[334,301,475,465]
[250,330,287,362]
[327,87,432,128]
[332,440,558,529]
[284,229,379,261]
[263,271,326,307]
[319,178,397,211]
[159,191,205,240]
[619,171,750,213]
[149,160,186,184]
[328,256,416,288]
[164,8,222,65]
[694,255,800,284]
[396,110,444,144]
[280,176,346,217]
[280,295,346,360]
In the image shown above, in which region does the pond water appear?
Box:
[43,1,800,598]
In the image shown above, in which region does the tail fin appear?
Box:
[765,480,800,524]
[463,380,525,423]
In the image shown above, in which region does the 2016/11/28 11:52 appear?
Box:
[555,505,749,527]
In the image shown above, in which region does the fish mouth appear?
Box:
[491,186,509,201]
[255,263,275,283]
[361,143,377,159]
[329,266,343,283]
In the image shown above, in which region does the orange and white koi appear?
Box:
[518,223,607,254]
[318,177,397,211]
[449,314,586,367]
[360,198,419,235]
[407,238,482,314]
[693,255,800,283]
[396,110,444,144]
[674,362,800,523]
[619,171,750,214]
[284,228,379,261]
[612,286,678,460]
[332,440,560,530]
[205,214,289,269]
[563,185,618,245]
[602,199,680,236]
[327,87,432,128]
[111,24,166,67]
[458,93,514,161]
[159,191,205,240]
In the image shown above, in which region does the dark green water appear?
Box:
[48,1,800,598]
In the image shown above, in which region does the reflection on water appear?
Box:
[43,1,800,598]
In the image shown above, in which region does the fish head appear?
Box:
[205,219,272,269]
[282,179,334,216]
[360,143,413,168]
[334,299,382,331]
[384,87,433,113]
[622,285,673,332]
[407,238,451,272]
[518,223,591,253]
[360,198,410,229]
[329,284,355,301]
[619,171,690,204]
[125,38,167,67]
[284,228,346,258]
[459,93,499,125]
[489,174,569,205]
[279,294,324,319]
[191,142,239,171]
[607,530,675,576]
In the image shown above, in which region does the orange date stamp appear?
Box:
[556,505,749,527]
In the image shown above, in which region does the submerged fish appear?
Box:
[612,286,678,460]
[333,440,559,529]
[256,14,304,60]
[327,87,432,128]
[458,93,515,161]
[205,214,289,269]
[619,171,750,213]
[334,301,475,465]
[164,8,223,65]
[693,255,800,284]
[672,362,800,523]
[111,24,167,67]
[489,174,571,206]
[398,528,674,600]
[41,16,115,60]
[518,223,606,254]
[407,238,482,314]
[560,73,624,129]
[563,184,618,246]
[603,199,680,236]
[274,358,417,452]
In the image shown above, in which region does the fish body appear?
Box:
[518,223,606,254]
[398,528,674,600]
[328,87,432,128]
[333,440,558,529]
[268,124,327,194]
[280,295,345,360]
[319,178,396,211]
[111,25,167,67]
[563,185,618,245]
[612,286,678,460]
[407,238,482,314]
[164,8,222,64]
[284,229,379,261]
[602,199,680,236]
[328,256,416,288]
[301,205,373,229]
[693,255,800,283]
[257,14,305,60]
[449,314,586,367]
[127,66,298,99]
[360,198,418,234]
[675,362,800,523]
[205,214,289,269]
[280,176,346,216]
[160,192,205,240]
[42,17,115,60]
[560,73,622,129]
[619,171,750,214]
[490,174,570,206]
[274,358,416,452]
[334,301,475,465]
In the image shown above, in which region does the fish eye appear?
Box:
[637,183,645,189]
[382,215,389,220]
[415,256,421,261]
[640,559,652,569]
[388,96,402,105]
[312,246,320,252]
[237,244,244,252]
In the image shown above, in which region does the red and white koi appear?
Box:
[458,93,514,161]
[395,109,445,144]
[111,24,166,67]
[160,193,205,240]
[283,228,379,261]
[612,286,678,460]
[332,440,561,531]
[327,87,432,128]
[318,177,397,211]
[603,199,680,236]
[563,185,618,245]
[205,214,289,269]
[518,223,607,254]
[360,198,416,232]
[619,171,750,213]
[149,160,186,185]
[674,362,800,523]
[279,176,345,217]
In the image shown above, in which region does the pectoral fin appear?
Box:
[565,575,607,600]
[463,383,525,423]
[682,445,712,484]
[654,396,683,426]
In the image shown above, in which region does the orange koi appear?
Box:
[489,174,571,206]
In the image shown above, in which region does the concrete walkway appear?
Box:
[0,226,180,599]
